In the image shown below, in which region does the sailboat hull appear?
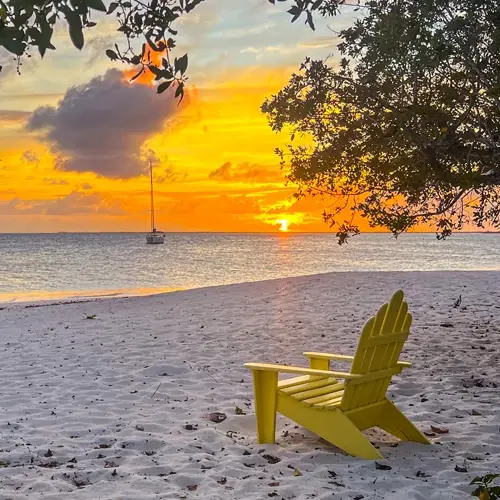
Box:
[146,233,165,244]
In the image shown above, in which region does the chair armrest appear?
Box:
[304,352,412,369]
[243,362,360,380]
[397,361,412,369]
[304,352,354,362]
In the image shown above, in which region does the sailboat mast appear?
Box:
[150,160,155,231]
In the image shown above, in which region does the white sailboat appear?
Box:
[146,161,165,245]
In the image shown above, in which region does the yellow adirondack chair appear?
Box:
[244,290,430,459]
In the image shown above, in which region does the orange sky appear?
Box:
[0,1,369,233]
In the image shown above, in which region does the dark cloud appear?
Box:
[27,69,178,178]
[209,161,284,183]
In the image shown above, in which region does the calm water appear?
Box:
[0,232,499,302]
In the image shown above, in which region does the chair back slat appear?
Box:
[341,291,412,411]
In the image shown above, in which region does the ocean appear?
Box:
[0,232,499,302]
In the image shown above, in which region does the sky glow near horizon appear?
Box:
[0,0,365,233]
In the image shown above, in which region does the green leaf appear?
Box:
[471,486,481,497]
[157,80,173,94]
[306,11,315,30]
[130,68,144,82]
[293,468,302,476]
[134,12,142,28]
[146,38,159,52]
[37,19,55,58]
[106,49,118,60]
[175,83,183,99]
[235,406,246,415]
[107,2,119,14]
[174,53,188,75]
[148,65,162,76]
[484,475,500,484]
[287,6,301,23]
[27,27,42,42]
[87,0,107,12]
[65,10,84,50]
[0,38,26,56]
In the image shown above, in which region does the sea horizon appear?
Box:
[0,230,499,234]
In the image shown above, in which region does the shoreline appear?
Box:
[0,286,184,306]
[3,269,500,308]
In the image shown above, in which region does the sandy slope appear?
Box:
[0,271,499,500]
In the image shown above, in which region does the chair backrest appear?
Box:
[340,290,412,411]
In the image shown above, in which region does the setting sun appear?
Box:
[277,219,289,232]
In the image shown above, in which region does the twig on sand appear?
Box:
[205,371,219,384]
[186,359,219,383]
[151,382,162,398]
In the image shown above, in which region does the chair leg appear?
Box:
[378,399,430,445]
[320,410,384,460]
[278,396,383,459]
[309,357,329,371]
[252,370,278,444]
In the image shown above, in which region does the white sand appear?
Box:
[1,271,499,500]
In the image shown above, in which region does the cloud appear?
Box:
[212,22,276,39]
[0,191,125,216]
[0,110,30,123]
[21,150,40,165]
[0,198,26,215]
[85,35,119,66]
[43,177,69,185]
[241,39,338,56]
[43,191,125,215]
[300,37,340,49]
[0,50,18,80]
[27,69,179,178]
[208,161,284,183]
[163,192,264,230]
[156,166,186,183]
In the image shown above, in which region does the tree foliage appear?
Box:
[262,0,500,242]
[470,473,500,499]
[0,0,347,99]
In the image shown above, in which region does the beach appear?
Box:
[1,270,499,499]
